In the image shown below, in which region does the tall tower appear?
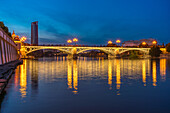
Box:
[31,21,38,45]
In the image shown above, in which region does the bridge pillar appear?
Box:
[108,54,116,59]
[67,54,78,59]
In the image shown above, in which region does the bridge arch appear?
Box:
[76,48,116,55]
[119,48,150,55]
[25,47,72,55]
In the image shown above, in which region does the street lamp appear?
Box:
[67,39,72,43]
[142,42,147,45]
[20,36,27,42]
[116,40,121,43]
[73,38,78,45]
[152,41,157,45]
[108,41,112,44]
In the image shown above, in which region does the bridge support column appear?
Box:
[67,54,78,59]
[108,54,116,59]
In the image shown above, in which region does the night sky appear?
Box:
[0,0,170,45]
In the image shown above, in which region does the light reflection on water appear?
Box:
[17,57,168,96]
[1,57,170,113]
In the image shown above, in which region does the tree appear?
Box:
[166,43,170,52]
[0,21,12,37]
[0,22,5,28]
[149,46,162,57]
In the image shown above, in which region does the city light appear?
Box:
[73,38,78,42]
[108,41,112,44]
[67,39,72,43]
[116,40,121,43]
[152,41,157,45]
[20,36,27,42]
[142,42,147,45]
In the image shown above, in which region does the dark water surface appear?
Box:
[0,57,170,113]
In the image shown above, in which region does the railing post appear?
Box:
[0,38,3,64]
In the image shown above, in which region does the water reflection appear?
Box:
[108,59,112,89]
[20,60,27,98]
[142,60,146,86]
[160,59,166,81]
[67,60,72,89]
[152,60,157,87]
[73,60,78,94]
[13,58,169,95]
[116,59,121,92]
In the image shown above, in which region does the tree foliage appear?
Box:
[166,43,170,52]
[149,46,162,57]
[129,51,139,59]
[0,21,11,37]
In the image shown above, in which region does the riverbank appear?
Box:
[0,60,23,95]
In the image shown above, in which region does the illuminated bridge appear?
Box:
[20,46,151,58]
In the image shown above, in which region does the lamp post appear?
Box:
[152,41,157,45]
[20,36,27,42]
[67,39,72,46]
[142,42,147,45]
[73,38,78,46]
[20,36,27,46]
[116,40,121,46]
[108,41,112,44]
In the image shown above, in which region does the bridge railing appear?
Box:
[0,28,19,65]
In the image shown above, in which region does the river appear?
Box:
[0,57,170,113]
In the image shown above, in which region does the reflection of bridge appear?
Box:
[19,58,167,95]
[20,46,151,58]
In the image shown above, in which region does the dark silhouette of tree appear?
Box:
[0,22,12,37]
[166,43,170,52]
[149,46,162,57]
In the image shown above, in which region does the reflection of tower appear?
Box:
[116,59,121,95]
[108,60,112,89]
[160,59,166,81]
[31,21,38,45]
[31,60,39,95]
[73,60,78,94]
[142,60,146,86]
[67,60,72,89]
[152,60,157,86]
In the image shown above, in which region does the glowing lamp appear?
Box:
[20,36,27,42]
[152,41,157,44]
[67,39,72,43]
[116,40,121,43]
[73,38,78,42]
[142,42,147,45]
[108,41,112,44]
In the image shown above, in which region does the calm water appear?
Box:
[0,57,170,113]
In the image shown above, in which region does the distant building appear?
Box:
[123,38,156,47]
[31,21,38,45]
[12,30,20,41]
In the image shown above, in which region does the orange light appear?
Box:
[116,40,121,43]
[142,42,147,45]
[73,38,78,42]
[67,39,72,43]
[152,41,157,44]
[20,36,27,42]
[108,41,112,44]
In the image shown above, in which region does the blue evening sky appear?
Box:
[0,0,170,45]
